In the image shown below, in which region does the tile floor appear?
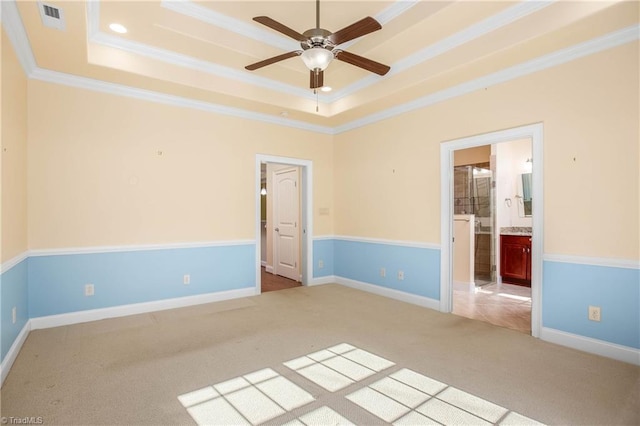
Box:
[452,282,532,334]
[178,343,545,425]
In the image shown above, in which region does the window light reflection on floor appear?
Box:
[178,343,545,426]
[497,293,531,302]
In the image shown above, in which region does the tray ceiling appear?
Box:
[3,1,638,132]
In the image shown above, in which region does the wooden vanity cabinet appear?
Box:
[500,235,531,286]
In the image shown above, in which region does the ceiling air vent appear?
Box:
[38,2,66,30]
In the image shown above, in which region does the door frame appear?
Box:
[439,123,543,337]
[255,154,313,294]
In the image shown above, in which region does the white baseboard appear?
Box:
[540,327,640,366]
[265,265,273,273]
[308,275,337,286]
[261,260,267,267]
[1,321,31,386]
[30,287,256,330]
[335,276,440,311]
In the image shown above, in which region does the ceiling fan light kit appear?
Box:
[245,0,390,91]
[301,47,333,71]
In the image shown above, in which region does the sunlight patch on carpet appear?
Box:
[283,406,355,426]
[178,368,314,425]
[283,342,394,392]
[178,344,545,426]
[347,368,543,425]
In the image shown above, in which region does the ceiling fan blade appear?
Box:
[328,17,381,45]
[245,51,301,71]
[253,16,308,42]
[335,50,390,76]
[310,70,324,89]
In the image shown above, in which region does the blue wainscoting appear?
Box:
[28,244,255,318]
[1,259,29,362]
[313,238,334,278]
[333,239,440,300]
[543,260,640,349]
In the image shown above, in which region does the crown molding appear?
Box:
[2,0,638,136]
[334,24,640,134]
[1,0,37,75]
[89,0,421,105]
[87,1,320,103]
[327,0,554,103]
[91,30,318,102]
[161,0,420,50]
[85,0,420,106]
[29,67,334,134]
[375,0,421,26]
[160,0,297,53]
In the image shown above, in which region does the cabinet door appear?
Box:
[501,237,529,281]
[526,245,532,281]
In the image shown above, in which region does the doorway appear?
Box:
[255,155,313,294]
[452,141,533,334]
[272,166,301,282]
[440,124,543,338]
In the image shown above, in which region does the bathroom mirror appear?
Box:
[519,173,532,217]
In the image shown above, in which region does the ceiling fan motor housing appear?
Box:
[302,28,333,50]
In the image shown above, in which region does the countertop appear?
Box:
[500,226,532,236]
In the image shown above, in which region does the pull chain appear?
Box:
[315,89,319,112]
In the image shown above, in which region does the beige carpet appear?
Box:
[1,284,638,425]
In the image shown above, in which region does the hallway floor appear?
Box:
[453,282,531,334]
[261,267,302,293]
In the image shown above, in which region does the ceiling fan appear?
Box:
[245,0,390,90]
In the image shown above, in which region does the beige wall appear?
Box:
[27,81,333,249]
[1,29,29,263]
[14,40,640,261]
[334,42,639,260]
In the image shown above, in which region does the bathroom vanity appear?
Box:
[500,228,532,287]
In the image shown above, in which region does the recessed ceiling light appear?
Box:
[109,23,127,34]
[320,86,332,92]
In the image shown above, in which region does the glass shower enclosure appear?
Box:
[454,163,495,286]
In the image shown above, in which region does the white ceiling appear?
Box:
[3,1,638,133]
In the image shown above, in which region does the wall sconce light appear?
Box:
[261,187,267,196]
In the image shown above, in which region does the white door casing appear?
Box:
[440,123,543,338]
[273,167,300,281]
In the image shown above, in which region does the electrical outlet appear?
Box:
[398,270,404,280]
[318,260,324,269]
[12,307,16,324]
[85,283,95,296]
[588,306,601,322]
[183,274,191,285]
[380,267,386,278]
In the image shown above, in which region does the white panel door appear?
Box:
[273,167,300,281]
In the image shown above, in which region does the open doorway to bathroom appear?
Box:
[451,140,533,334]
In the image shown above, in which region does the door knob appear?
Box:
[275,227,280,232]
